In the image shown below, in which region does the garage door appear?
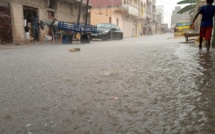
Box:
[0,2,13,44]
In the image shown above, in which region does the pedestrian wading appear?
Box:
[191,0,215,51]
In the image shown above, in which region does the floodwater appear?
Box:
[0,34,215,134]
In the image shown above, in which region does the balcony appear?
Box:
[145,10,152,19]
[122,4,139,17]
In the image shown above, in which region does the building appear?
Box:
[89,0,147,37]
[142,0,156,35]
[171,6,190,28]
[89,0,124,35]
[193,0,205,32]
[0,0,89,45]
[156,5,163,23]
[161,23,168,33]
[155,5,164,34]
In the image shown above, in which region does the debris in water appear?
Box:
[69,48,80,52]
[110,96,118,100]
[25,124,32,128]
[44,35,52,41]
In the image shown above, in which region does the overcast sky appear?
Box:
[156,0,182,27]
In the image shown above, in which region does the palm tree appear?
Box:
[177,0,199,14]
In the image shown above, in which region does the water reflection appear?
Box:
[198,51,213,68]
[173,44,215,133]
[196,51,215,133]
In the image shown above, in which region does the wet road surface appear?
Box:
[0,34,215,134]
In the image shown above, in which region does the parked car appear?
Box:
[173,20,191,37]
[91,23,123,40]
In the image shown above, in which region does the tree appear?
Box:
[177,0,199,14]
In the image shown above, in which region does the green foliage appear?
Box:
[177,0,199,14]
[177,0,199,4]
[177,5,196,14]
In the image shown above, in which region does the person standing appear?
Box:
[190,0,215,51]
[30,12,39,41]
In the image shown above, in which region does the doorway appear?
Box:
[0,2,13,44]
[23,6,39,41]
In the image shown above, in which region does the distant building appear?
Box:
[143,0,156,35]
[156,5,164,33]
[171,6,190,28]
[156,5,164,23]
[90,0,147,37]
[161,23,168,33]
[0,0,89,44]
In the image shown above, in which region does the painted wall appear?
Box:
[91,7,139,38]
[4,0,86,44]
[123,19,133,37]
[10,0,47,43]
[111,11,123,30]
[91,8,113,25]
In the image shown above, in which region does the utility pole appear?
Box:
[77,0,83,23]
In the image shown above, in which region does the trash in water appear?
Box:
[44,35,52,41]
[110,96,118,100]
[69,48,80,52]
[25,124,32,128]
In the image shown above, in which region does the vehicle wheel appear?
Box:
[80,34,90,44]
[102,33,110,41]
[62,34,72,44]
[120,34,123,40]
[89,35,93,40]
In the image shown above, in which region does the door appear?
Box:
[0,2,13,44]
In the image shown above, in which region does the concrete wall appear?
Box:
[112,11,123,30]
[56,1,85,23]
[194,1,205,32]
[90,7,124,36]
[123,19,133,37]
[10,0,47,43]
[1,0,86,44]
[91,8,113,25]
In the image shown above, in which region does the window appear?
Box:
[176,21,191,27]
[109,17,112,23]
[48,11,55,20]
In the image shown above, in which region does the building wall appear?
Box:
[2,0,86,44]
[91,8,113,25]
[90,7,124,35]
[90,0,146,37]
[112,11,123,30]
[10,0,47,43]
[171,6,190,28]
[156,5,164,23]
[123,18,133,37]
[194,1,205,32]
[56,1,86,22]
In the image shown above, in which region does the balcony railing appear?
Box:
[122,4,139,16]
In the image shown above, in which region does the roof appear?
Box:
[89,0,122,8]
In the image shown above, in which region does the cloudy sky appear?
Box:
[156,0,183,27]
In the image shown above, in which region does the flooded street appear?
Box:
[0,34,215,134]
